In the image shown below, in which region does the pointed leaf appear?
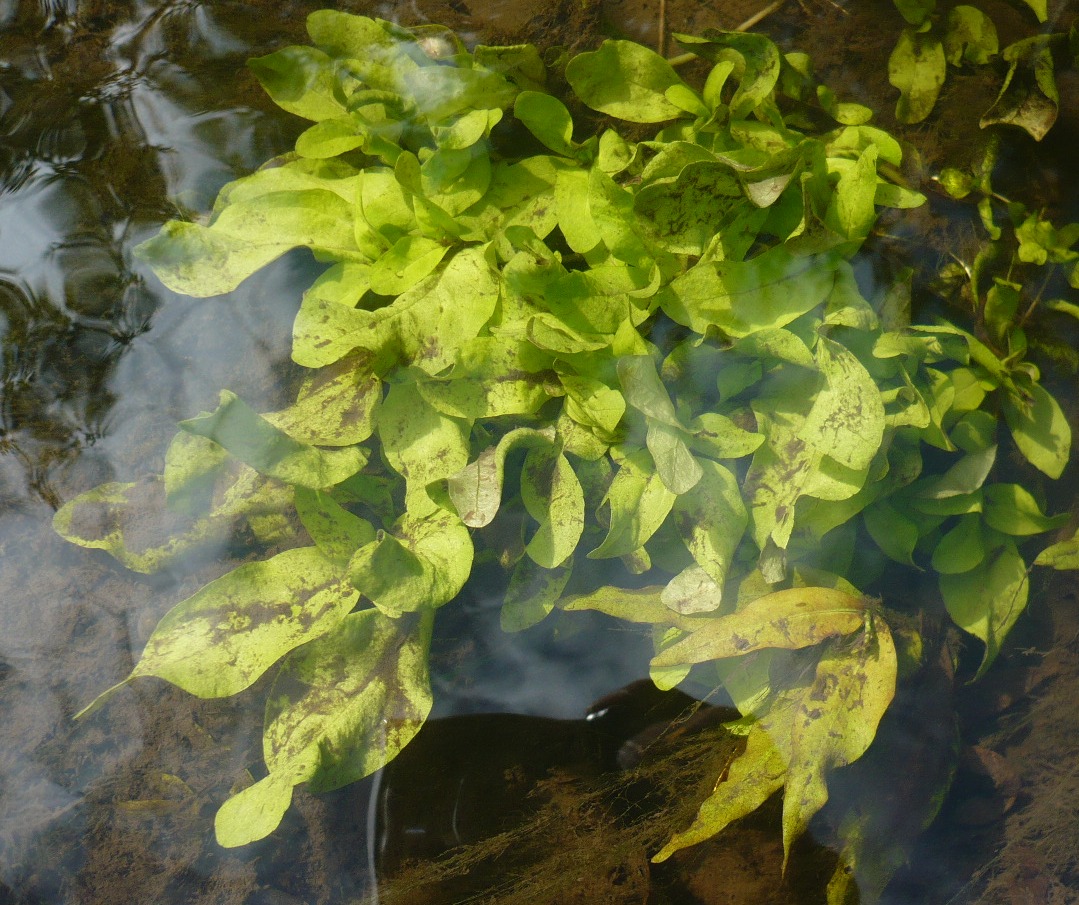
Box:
[652,587,866,667]
[133,547,358,698]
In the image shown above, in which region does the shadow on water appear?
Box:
[0,0,1077,903]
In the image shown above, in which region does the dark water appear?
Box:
[1,1,1077,903]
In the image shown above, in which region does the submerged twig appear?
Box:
[668,0,788,66]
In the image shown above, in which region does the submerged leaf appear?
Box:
[940,540,1029,677]
[783,619,897,863]
[888,28,946,124]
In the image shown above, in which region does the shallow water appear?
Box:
[1,1,1077,903]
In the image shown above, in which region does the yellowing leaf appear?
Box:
[653,724,786,862]
[651,586,866,668]
[783,619,897,863]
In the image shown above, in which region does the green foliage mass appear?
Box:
[54,11,1079,901]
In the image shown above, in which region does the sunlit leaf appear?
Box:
[446,427,556,527]
[651,586,866,667]
[565,40,685,122]
[1035,528,1079,570]
[589,448,677,558]
[1002,382,1071,479]
[181,390,366,489]
[349,510,473,616]
[653,724,786,862]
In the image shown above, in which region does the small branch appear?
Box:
[668,0,788,66]
[658,0,667,57]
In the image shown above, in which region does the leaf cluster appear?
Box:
[887,0,1079,139]
[52,11,1078,901]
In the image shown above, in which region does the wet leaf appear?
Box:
[931,513,986,574]
[379,381,471,516]
[651,586,866,667]
[981,37,1058,141]
[565,40,685,123]
[263,353,381,447]
[136,187,361,298]
[653,724,785,862]
[944,6,998,66]
[80,546,358,717]
[888,28,946,124]
[293,245,499,370]
[783,619,897,863]
[263,608,433,790]
[983,484,1067,536]
[940,540,1029,677]
[294,488,376,564]
[589,448,677,558]
[664,247,837,338]
[368,235,450,295]
[447,427,556,527]
[521,446,585,568]
[349,510,472,616]
[673,459,748,602]
[502,556,573,631]
[1003,382,1071,479]
[182,390,366,489]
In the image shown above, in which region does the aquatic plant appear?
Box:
[54,11,1078,900]
[886,0,1078,138]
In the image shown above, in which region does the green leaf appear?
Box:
[565,40,685,123]
[263,353,381,447]
[783,620,897,864]
[671,31,781,119]
[136,188,362,298]
[520,446,585,569]
[349,510,473,616]
[264,608,433,790]
[931,513,986,574]
[112,547,356,707]
[1035,529,1079,570]
[181,390,366,489]
[293,245,499,369]
[893,0,934,26]
[215,767,304,849]
[247,46,347,122]
[888,28,946,124]
[664,247,838,338]
[651,586,866,667]
[661,564,725,616]
[984,484,1068,536]
[514,91,580,157]
[825,146,879,241]
[589,448,677,559]
[801,337,886,472]
[653,723,786,862]
[379,381,470,516]
[502,556,573,631]
[940,540,1029,677]
[618,355,703,494]
[944,5,999,66]
[918,444,997,498]
[981,37,1059,141]
[294,488,376,564]
[368,235,450,295]
[1003,382,1071,479]
[562,585,684,627]
[672,459,748,601]
[863,500,920,566]
[446,427,556,527]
